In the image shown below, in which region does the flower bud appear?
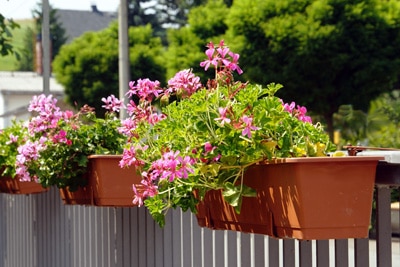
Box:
[160,94,170,107]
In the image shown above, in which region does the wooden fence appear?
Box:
[0,185,399,267]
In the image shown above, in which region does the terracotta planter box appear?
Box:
[196,156,383,240]
[0,176,48,195]
[59,186,93,205]
[88,155,142,207]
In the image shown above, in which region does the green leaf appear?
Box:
[222,182,240,206]
[241,184,257,197]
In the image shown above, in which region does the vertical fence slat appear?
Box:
[162,210,173,267]
[283,239,295,267]
[335,239,349,267]
[115,208,124,267]
[202,227,213,267]
[0,195,5,267]
[154,212,164,267]
[240,233,251,267]
[316,240,329,267]
[299,240,312,267]
[181,211,192,267]
[253,234,266,267]
[146,209,156,267]
[268,237,280,267]
[213,229,225,267]
[224,230,236,267]
[376,186,392,267]
[354,238,369,267]
[121,208,131,267]
[137,206,147,266]
[191,216,202,267]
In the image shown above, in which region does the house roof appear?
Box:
[0,71,64,94]
[56,6,117,43]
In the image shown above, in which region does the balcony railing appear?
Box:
[0,161,399,267]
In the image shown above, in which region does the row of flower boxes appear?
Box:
[0,155,383,240]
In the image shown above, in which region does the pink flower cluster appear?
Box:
[118,70,203,205]
[101,94,125,112]
[131,150,195,206]
[283,101,312,123]
[151,151,195,182]
[127,79,163,102]
[118,71,202,140]
[166,69,202,96]
[16,139,46,181]
[119,144,148,168]
[120,69,202,146]
[214,107,260,139]
[27,94,64,134]
[200,40,243,75]
[16,94,75,182]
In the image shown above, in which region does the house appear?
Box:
[56,5,117,44]
[0,5,117,128]
[0,71,64,129]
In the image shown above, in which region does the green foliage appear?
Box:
[16,26,35,71]
[226,0,400,136]
[53,23,166,116]
[165,28,205,79]
[333,105,368,147]
[125,42,335,226]
[188,0,229,40]
[0,19,33,71]
[25,105,126,191]
[134,81,333,225]
[128,25,166,82]
[165,0,231,81]
[0,14,20,57]
[0,121,27,177]
[128,0,221,44]
[367,90,400,148]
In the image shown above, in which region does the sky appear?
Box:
[1,0,120,20]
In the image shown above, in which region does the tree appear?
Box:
[226,0,400,137]
[16,26,35,71]
[15,3,67,71]
[333,104,368,146]
[127,0,231,43]
[367,90,400,148]
[0,13,20,57]
[52,22,165,116]
[33,3,67,61]
[165,0,230,80]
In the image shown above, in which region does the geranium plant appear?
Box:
[118,40,335,226]
[0,120,28,178]
[15,94,126,191]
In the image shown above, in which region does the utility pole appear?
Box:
[42,0,51,94]
[119,0,130,119]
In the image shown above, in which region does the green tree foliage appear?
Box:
[15,3,67,71]
[128,0,158,27]
[128,0,231,43]
[32,3,67,60]
[226,0,400,136]
[333,104,368,147]
[165,0,230,80]
[52,22,165,116]
[0,13,20,57]
[16,26,35,71]
[368,90,400,148]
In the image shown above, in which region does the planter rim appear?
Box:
[88,154,122,159]
[260,156,384,164]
